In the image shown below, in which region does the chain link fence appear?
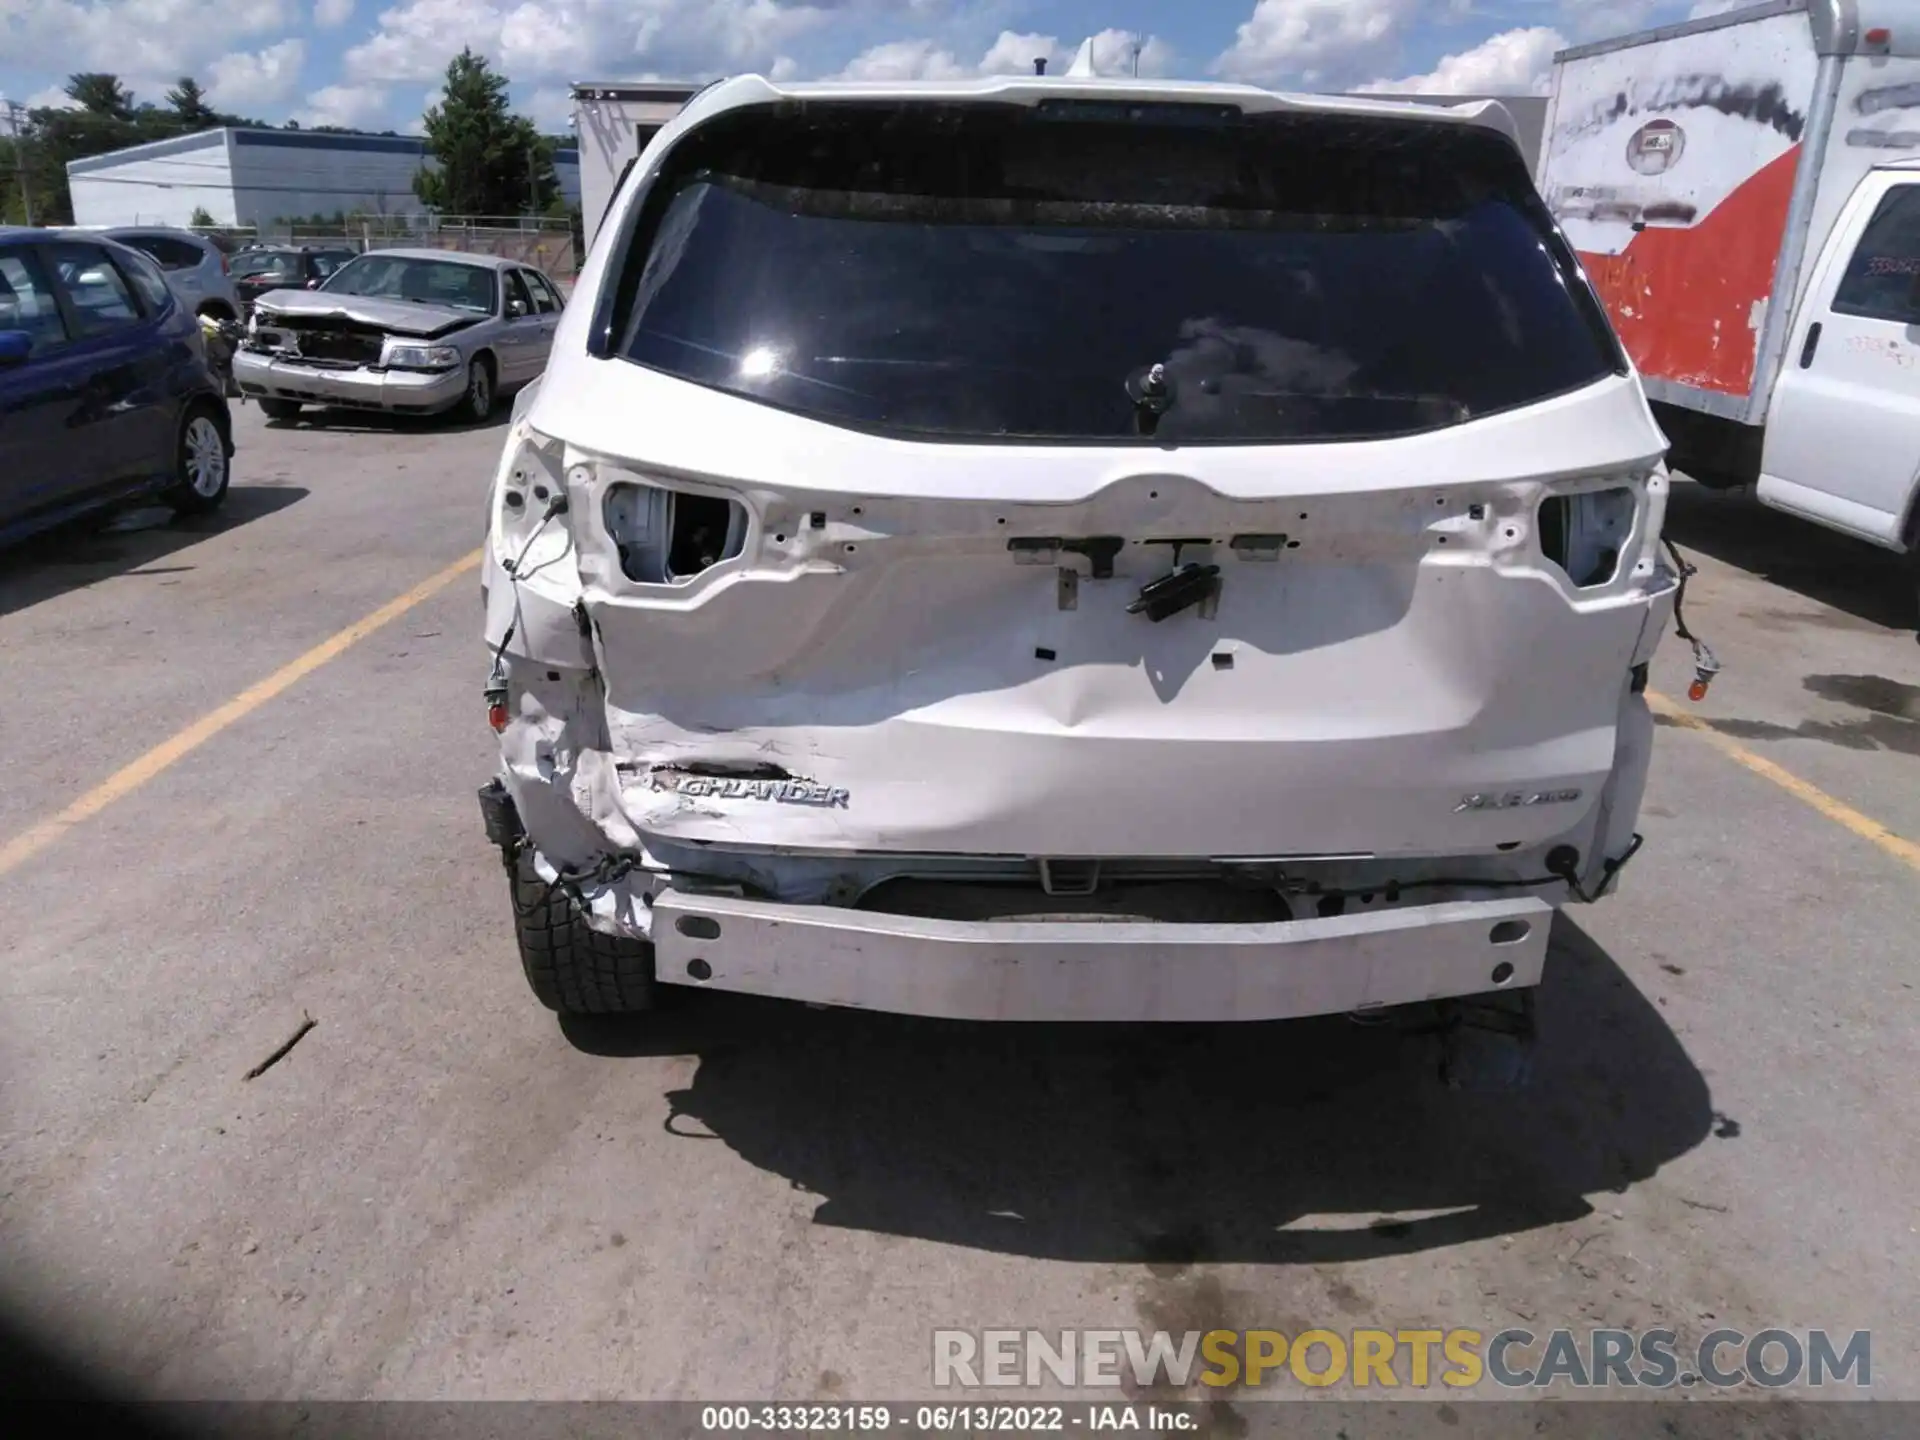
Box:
[189,214,581,281]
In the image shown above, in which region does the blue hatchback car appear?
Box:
[0,228,234,547]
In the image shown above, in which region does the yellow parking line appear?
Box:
[1649,689,1920,874]
[0,549,484,880]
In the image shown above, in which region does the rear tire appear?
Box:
[1908,540,1920,633]
[258,397,302,422]
[508,847,657,1014]
[163,403,231,514]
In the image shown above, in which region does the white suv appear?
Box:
[478,76,1682,1030]
[100,227,242,322]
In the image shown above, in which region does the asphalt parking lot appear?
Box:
[1,404,1916,1420]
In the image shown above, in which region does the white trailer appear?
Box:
[571,82,704,251]
[1540,0,1920,588]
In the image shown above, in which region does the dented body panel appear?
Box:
[238,290,481,338]
[482,75,1680,1023]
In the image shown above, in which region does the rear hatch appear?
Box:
[513,93,1671,862]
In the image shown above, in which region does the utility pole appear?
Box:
[2,98,33,226]
[1132,35,1144,77]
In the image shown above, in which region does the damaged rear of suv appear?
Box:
[478,76,1684,1027]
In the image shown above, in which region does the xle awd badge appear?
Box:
[1455,788,1583,814]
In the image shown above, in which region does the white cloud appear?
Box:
[343,0,830,87]
[521,85,574,129]
[315,0,355,26]
[833,38,974,80]
[206,39,308,109]
[976,30,1066,76]
[0,0,300,79]
[294,81,391,129]
[1084,27,1177,77]
[1358,25,1564,95]
[1213,0,1416,87]
[25,85,84,111]
[834,26,1175,82]
[1566,1,1675,40]
[344,0,497,83]
[1687,0,1743,15]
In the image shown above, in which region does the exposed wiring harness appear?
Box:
[504,833,640,920]
[1663,535,1722,701]
[484,492,572,706]
[1305,833,1647,909]
[485,492,631,920]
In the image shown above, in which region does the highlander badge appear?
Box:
[652,772,850,808]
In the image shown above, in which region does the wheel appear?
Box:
[258,397,302,422]
[163,403,231,514]
[508,847,656,1014]
[460,356,495,423]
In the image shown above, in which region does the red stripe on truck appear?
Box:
[1577,145,1803,398]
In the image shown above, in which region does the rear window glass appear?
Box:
[606,102,1624,445]
[48,242,143,338]
[118,248,173,311]
[233,251,303,280]
[0,251,70,353]
[122,234,204,270]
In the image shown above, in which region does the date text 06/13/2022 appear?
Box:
[699,1404,1197,1432]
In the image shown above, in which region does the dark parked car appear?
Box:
[228,245,356,316]
[0,228,234,546]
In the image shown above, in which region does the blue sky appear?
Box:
[2,0,1718,134]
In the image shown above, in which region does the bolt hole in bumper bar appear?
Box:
[649,888,1552,1023]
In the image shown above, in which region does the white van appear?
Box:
[476,76,1683,1026]
[1540,0,1920,604]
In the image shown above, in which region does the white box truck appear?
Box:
[1539,0,1920,596]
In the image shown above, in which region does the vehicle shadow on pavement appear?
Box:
[0,485,309,621]
[258,407,512,438]
[1664,479,1914,633]
[562,914,1713,1265]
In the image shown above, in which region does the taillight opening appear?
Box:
[1539,486,1635,588]
[605,482,747,583]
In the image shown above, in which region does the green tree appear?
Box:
[3,69,332,225]
[4,73,275,224]
[165,77,218,129]
[189,205,216,228]
[4,103,142,223]
[0,135,29,225]
[66,73,136,119]
[414,48,558,216]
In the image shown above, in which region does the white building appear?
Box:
[67,126,583,229]
[568,81,1549,252]
[570,82,707,245]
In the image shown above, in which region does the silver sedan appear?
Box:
[232,248,566,424]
